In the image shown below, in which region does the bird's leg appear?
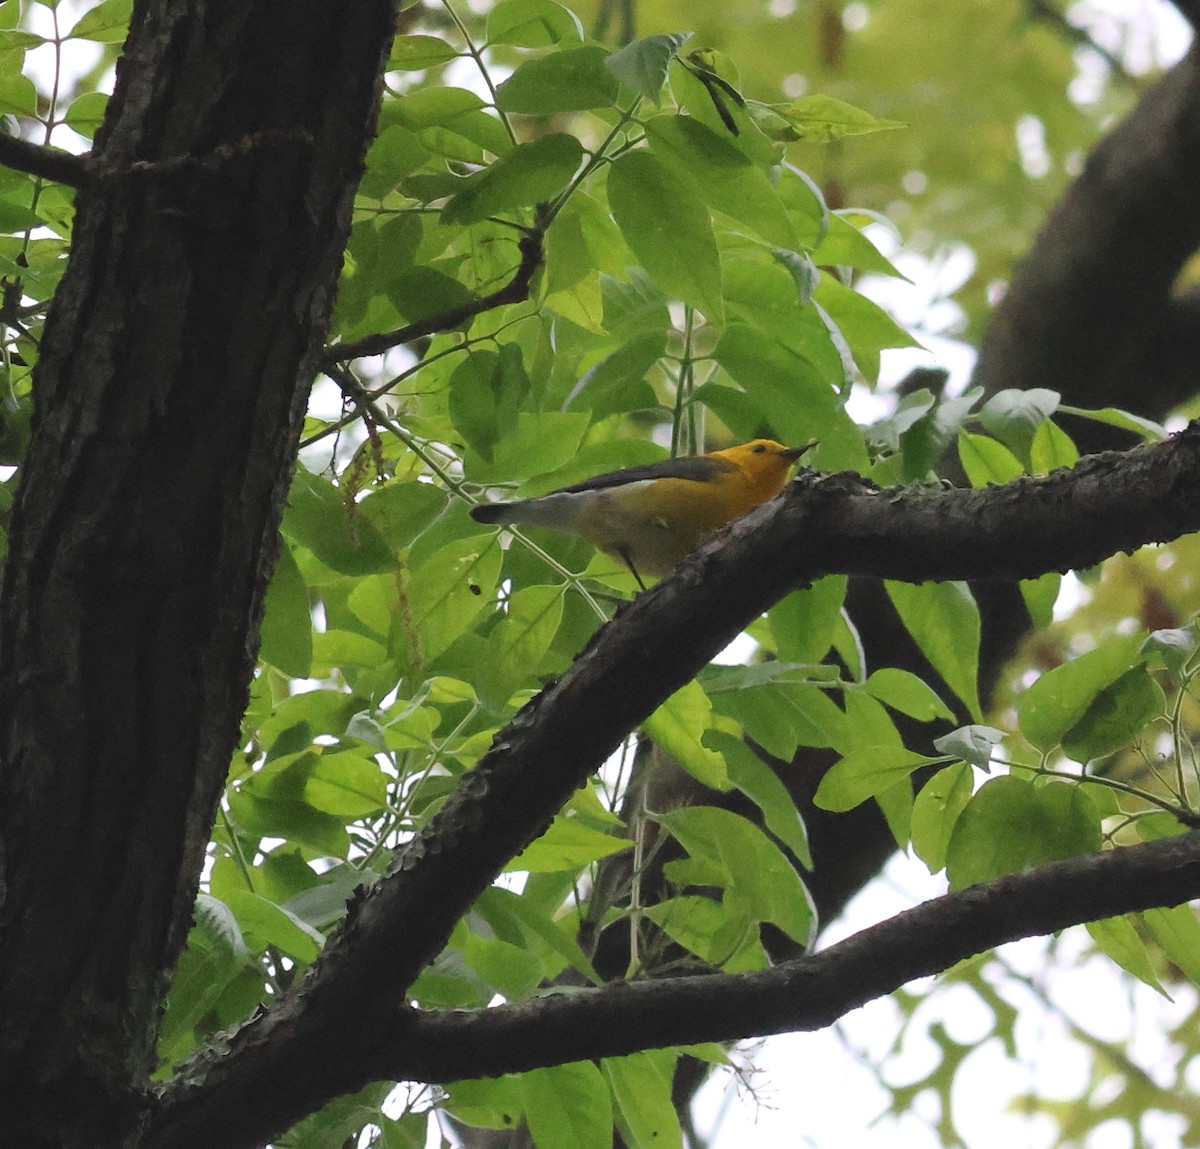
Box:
[615,546,647,591]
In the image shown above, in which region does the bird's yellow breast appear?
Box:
[575,463,785,578]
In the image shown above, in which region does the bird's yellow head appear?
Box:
[713,438,813,503]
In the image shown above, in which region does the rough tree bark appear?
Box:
[0,1,395,1145]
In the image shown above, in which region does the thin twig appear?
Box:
[319,230,543,367]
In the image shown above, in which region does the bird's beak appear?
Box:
[783,440,818,461]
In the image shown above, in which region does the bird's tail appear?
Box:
[470,502,517,525]
[470,492,586,531]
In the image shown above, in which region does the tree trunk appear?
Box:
[0,2,393,1144]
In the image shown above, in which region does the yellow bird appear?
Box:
[470,438,815,587]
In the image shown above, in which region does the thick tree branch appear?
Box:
[394,830,1200,1079]
[975,47,1200,428]
[319,230,543,366]
[149,425,1200,1148]
[0,132,90,188]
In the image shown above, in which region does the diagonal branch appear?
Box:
[147,424,1200,1148]
[395,829,1200,1079]
[0,132,90,188]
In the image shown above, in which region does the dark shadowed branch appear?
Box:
[0,133,90,187]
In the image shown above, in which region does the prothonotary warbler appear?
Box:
[470,438,815,587]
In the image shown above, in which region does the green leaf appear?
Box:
[1086,916,1168,998]
[394,86,486,129]
[68,0,132,41]
[159,895,249,1055]
[814,273,918,383]
[605,1052,684,1149]
[563,330,665,417]
[774,249,818,305]
[478,886,601,985]
[480,583,565,704]
[441,134,583,225]
[304,750,388,818]
[486,0,584,47]
[751,94,905,142]
[495,46,619,114]
[957,431,1024,487]
[359,480,448,550]
[813,746,939,813]
[1142,905,1200,987]
[467,410,590,483]
[1029,419,1079,474]
[194,893,249,961]
[462,929,545,999]
[387,267,474,326]
[865,668,955,722]
[283,865,372,930]
[388,34,459,70]
[644,681,728,789]
[222,890,324,965]
[668,57,783,167]
[712,730,811,867]
[841,688,906,752]
[360,126,431,199]
[311,629,388,672]
[449,345,531,462]
[0,195,42,236]
[0,30,44,50]
[521,1062,612,1149]
[1060,665,1163,764]
[659,806,816,945]
[1020,572,1060,631]
[710,682,831,760]
[444,1077,524,1131]
[1058,404,1167,440]
[259,542,312,678]
[643,895,760,968]
[507,816,631,873]
[945,776,1101,890]
[231,788,353,857]
[812,214,899,275]
[1018,632,1147,754]
[911,762,974,872]
[1143,628,1198,690]
[644,114,800,249]
[283,469,395,575]
[885,581,981,720]
[0,70,37,117]
[978,388,1060,459]
[605,33,690,103]
[710,324,848,452]
[399,533,503,663]
[765,577,846,665]
[64,91,109,140]
[607,150,724,322]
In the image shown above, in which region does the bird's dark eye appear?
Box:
[752,443,766,453]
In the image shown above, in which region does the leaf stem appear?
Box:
[441,0,518,147]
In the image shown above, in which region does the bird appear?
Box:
[470,438,815,587]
